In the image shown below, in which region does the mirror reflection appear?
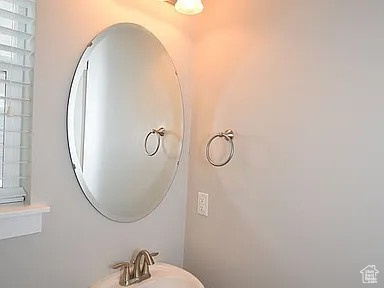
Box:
[67,23,183,222]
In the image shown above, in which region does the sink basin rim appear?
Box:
[91,262,204,288]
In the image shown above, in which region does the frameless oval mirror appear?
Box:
[67,23,183,222]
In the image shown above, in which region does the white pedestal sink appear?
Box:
[91,263,204,288]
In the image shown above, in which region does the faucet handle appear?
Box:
[150,252,159,258]
[147,252,159,265]
[112,261,133,270]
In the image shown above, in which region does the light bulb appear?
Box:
[175,0,203,15]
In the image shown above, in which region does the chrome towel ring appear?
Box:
[145,127,165,156]
[206,129,235,167]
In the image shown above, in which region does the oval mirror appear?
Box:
[67,23,184,222]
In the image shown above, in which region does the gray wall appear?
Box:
[2,1,383,287]
[0,1,192,287]
[184,0,384,287]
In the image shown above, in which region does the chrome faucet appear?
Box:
[112,250,158,287]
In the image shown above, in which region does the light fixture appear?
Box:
[164,0,203,15]
[175,0,203,15]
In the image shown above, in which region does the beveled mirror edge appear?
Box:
[66,23,185,223]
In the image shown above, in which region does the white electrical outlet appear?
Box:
[197,192,209,216]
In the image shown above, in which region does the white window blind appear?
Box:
[0,0,35,204]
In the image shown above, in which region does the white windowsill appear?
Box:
[0,204,50,240]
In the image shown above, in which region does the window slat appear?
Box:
[0,176,29,180]
[0,196,24,204]
[0,8,34,24]
[0,161,30,164]
[0,60,32,71]
[0,25,33,40]
[2,129,32,133]
[0,187,26,204]
[0,78,32,87]
[0,95,32,101]
[0,145,30,148]
[0,0,35,9]
[0,43,33,56]
[0,112,31,117]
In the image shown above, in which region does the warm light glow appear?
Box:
[175,0,203,15]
